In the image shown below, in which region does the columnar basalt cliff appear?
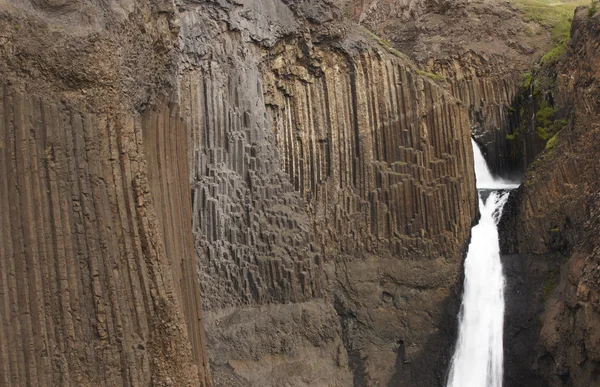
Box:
[0,1,212,385]
[264,44,477,386]
[0,88,211,386]
[342,0,556,177]
[172,1,478,385]
[500,8,600,387]
[2,0,498,386]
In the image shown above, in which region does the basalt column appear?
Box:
[264,46,478,385]
[178,11,351,386]
[0,87,211,386]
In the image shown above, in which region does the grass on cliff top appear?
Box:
[510,0,589,42]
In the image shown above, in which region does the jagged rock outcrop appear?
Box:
[500,8,600,387]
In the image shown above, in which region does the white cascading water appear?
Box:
[446,140,519,387]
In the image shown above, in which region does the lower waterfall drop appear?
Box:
[446,140,519,387]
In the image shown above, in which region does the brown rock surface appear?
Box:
[500,8,600,387]
[0,88,211,386]
[1,0,484,385]
[176,1,478,385]
[0,0,212,385]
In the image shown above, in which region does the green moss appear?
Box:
[506,133,517,141]
[540,40,568,65]
[415,69,447,82]
[521,71,534,90]
[546,133,560,150]
[359,26,414,62]
[387,46,408,60]
[535,102,568,143]
[589,0,598,17]
[535,103,558,140]
[361,26,392,48]
[543,271,559,298]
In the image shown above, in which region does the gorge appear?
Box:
[0,0,599,386]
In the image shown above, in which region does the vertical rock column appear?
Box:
[179,43,323,309]
[142,101,213,386]
[263,47,477,385]
[0,86,211,386]
[265,50,477,258]
[449,73,534,177]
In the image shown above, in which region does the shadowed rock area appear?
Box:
[500,8,600,387]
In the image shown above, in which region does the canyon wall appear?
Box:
[0,88,210,386]
[265,44,477,386]
[176,1,478,385]
[0,1,212,385]
[177,6,352,385]
[343,0,554,177]
[0,0,484,385]
[500,8,600,387]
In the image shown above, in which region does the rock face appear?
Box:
[334,0,443,22]
[265,43,478,387]
[0,88,211,386]
[0,1,212,385]
[1,0,483,386]
[175,1,478,385]
[342,0,554,177]
[500,8,600,387]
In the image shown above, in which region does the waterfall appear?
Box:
[471,140,519,190]
[446,140,519,387]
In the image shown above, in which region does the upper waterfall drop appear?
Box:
[471,139,519,190]
[447,140,520,387]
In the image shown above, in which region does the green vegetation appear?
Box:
[589,0,598,17]
[540,42,568,65]
[415,69,447,82]
[545,132,560,150]
[535,102,568,141]
[358,26,449,82]
[359,26,413,62]
[521,71,534,90]
[510,0,588,65]
[361,26,392,47]
[510,0,588,42]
